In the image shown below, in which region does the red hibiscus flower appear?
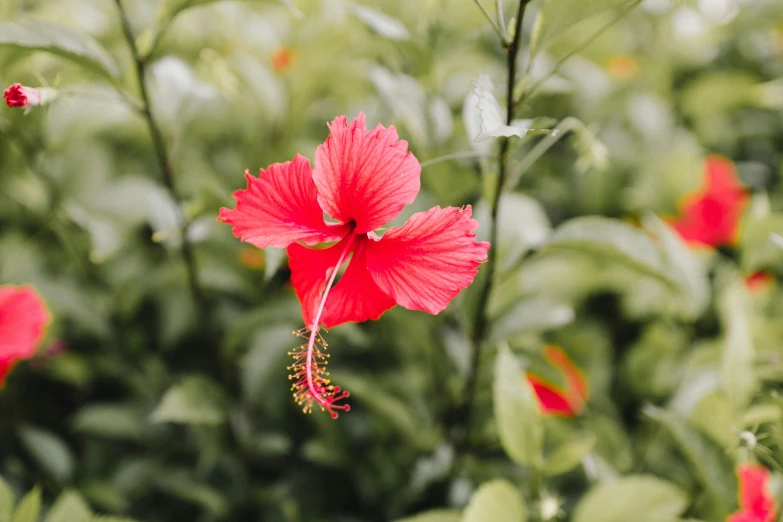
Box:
[4,83,42,108]
[219,113,489,417]
[728,463,778,522]
[670,155,748,248]
[527,345,588,417]
[0,285,49,385]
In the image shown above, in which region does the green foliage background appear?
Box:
[1,0,783,521]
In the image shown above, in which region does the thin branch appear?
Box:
[113,0,209,326]
[472,0,509,43]
[517,0,642,106]
[420,150,491,168]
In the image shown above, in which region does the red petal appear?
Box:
[313,113,421,234]
[0,285,49,384]
[218,154,348,249]
[365,206,489,315]
[527,376,577,417]
[544,345,588,412]
[735,464,778,522]
[670,155,748,248]
[287,237,396,329]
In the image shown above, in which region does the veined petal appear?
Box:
[365,206,489,315]
[313,113,421,234]
[0,285,49,384]
[287,237,396,329]
[218,154,348,249]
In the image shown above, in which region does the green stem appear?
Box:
[113,0,209,328]
[459,0,532,455]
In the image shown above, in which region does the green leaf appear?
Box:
[0,20,119,81]
[18,426,75,483]
[493,346,543,467]
[544,432,597,476]
[462,480,526,522]
[394,510,462,522]
[572,475,687,522]
[642,214,710,320]
[0,477,13,522]
[351,5,410,40]
[470,74,529,141]
[718,276,756,410]
[72,404,144,440]
[150,376,227,425]
[644,405,735,516]
[155,474,228,517]
[541,216,676,288]
[529,0,638,58]
[90,517,142,522]
[11,487,40,522]
[489,296,574,342]
[476,194,551,274]
[45,491,92,522]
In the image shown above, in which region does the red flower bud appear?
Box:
[4,83,43,108]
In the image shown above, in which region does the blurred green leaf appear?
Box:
[644,406,734,517]
[462,480,526,522]
[0,20,119,80]
[44,491,92,522]
[352,5,410,40]
[642,214,709,320]
[489,296,574,342]
[395,510,462,522]
[544,432,597,476]
[572,475,687,522]
[493,345,543,467]
[155,474,227,518]
[541,216,676,288]
[529,0,637,58]
[150,376,227,425]
[718,276,756,411]
[11,487,40,522]
[72,404,144,440]
[18,426,74,483]
[0,477,13,522]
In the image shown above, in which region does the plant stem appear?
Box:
[113,0,209,327]
[458,0,532,455]
[471,0,509,43]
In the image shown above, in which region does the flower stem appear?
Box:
[460,0,532,457]
[113,0,209,328]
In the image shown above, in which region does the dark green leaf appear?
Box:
[462,480,526,522]
[18,426,74,483]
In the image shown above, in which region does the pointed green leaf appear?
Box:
[462,480,526,522]
[0,20,119,81]
[45,491,92,522]
[150,376,227,425]
[544,432,597,476]
[493,346,543,467]
[11,487,40,522]
[541,216,676,288]
[18,426,74,483]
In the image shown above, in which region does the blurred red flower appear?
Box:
[745,271,774,293]
[0,285,49,385]
[4,83,42,108]
[728,463,778,522]
[219,113,489,417]
[527,345,588,417]
[670,155,748,248]
[271,47,294,74]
